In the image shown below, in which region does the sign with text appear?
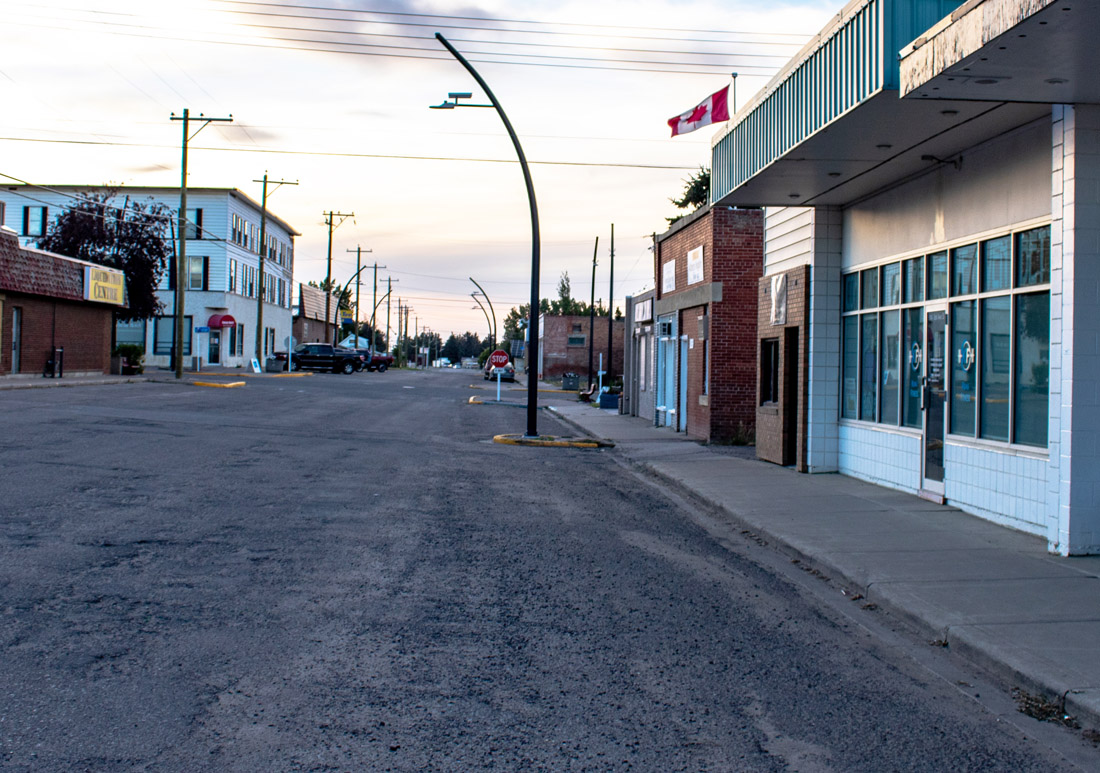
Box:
[488,349,510,368]
[83,265,125,306]
[687,246,704,285]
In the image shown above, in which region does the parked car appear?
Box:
[483,362,516,382]
[273,343,365,374]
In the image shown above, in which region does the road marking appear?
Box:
[192,381,246,389]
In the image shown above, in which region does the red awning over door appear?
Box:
[208,314,237,328]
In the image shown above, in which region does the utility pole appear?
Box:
[386,278,394,353]
[323,210,354,345]
[169,108,232,379]
[588,235,599,390]
[607,223,615,383]
[346,246,375,344]
[255,173,297,361]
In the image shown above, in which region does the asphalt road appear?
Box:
[0,368,1091,771]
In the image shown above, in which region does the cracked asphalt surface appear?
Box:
[0,369,1088,770]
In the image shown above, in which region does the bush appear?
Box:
[112,343,144,373]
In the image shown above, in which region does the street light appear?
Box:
[470,277,496,349]
[433,32,542,439]
[471,293,493,348]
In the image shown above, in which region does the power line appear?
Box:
[214,1,813,41]
[0,135,701,170]
[217,17,797,61]
[5,17,773,76]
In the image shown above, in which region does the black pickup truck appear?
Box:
[281,343,365,374]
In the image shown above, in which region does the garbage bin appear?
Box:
[561,372,580,391]
[265,357,283,373]
[43,347,64,378]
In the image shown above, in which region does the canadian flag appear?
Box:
[667,85,730,137]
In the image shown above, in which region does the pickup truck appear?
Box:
[366,351,394,372]
[279,343,365,374]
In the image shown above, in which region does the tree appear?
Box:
[667,166,710,225]
[37,191,173,322]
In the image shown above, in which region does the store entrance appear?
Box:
[921,307,947,498]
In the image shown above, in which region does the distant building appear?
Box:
[0,185,298,369]
[653,206,763,443]
[0,226,125,376]
[537,314,624,383]
[622,290,655,421]
[293,282,341,346]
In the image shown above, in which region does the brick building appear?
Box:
[292,282,341,346]
[654,206,763,442]
[537,314,623,382]
[0,226,125,377]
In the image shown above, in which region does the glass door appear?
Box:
[655,316,676,427]
[922,308,947,495]
[208,331,221,364]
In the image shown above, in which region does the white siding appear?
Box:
[764,206,814,275]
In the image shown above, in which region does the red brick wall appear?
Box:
[1,293,112,375]
[656,208,763,442]
[540,314,624,381]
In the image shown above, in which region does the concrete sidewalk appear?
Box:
[546,398,1100,729]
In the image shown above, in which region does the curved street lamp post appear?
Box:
[433,32,541,438]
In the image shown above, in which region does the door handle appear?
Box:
[920,376,928,412]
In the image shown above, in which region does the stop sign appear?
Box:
[488,349,510,368]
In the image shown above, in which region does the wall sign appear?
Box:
[662,260,676,293]
[83,266,125,306]
[770,274,788,326]
[687,246,704,285]
[633,298,653,323]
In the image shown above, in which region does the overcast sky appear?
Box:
[1,0,836,338]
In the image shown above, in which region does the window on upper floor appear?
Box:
[22,206,47,237]
[185,208,203,240]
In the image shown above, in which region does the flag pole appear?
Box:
[730,72,738,119]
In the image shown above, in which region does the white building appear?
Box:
[711,0,1099,554]
[0,185,298,369]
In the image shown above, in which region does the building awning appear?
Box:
[208,314,237,328]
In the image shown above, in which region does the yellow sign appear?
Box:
[84,266,126,306]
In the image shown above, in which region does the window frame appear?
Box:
[840,223,1050,451]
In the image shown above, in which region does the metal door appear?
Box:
[11,307,21,373]
[922,308,947,496]
[655,316,676,427]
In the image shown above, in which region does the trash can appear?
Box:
[562,372,580,391]
[43,347,64,378]
[265,357,283,373]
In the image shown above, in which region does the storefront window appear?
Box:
[879,311,900,425]
[881,263,901,306]
[114,320,146,350]
[951,301,976,435]
[843,274,859,312]
[842,316,858,419]
[928,251,948,300]
[982,236,1011,292]
[951,244,977,296]
[902,309,923,429]
[903,257,923,304]
[1015,293,1049,447]
[860,315,877,421]
[861,268,878,310]
[154,316,192,356]
[980,297,1011,441]
[1017,227,1051,287]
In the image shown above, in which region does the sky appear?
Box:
[1,0,836,340]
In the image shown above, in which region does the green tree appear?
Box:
[37,191,172,322]
[667,166,710,225]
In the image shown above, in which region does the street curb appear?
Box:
[547,407,1100,731]
[192,380,246,389]
[492,433,613,448]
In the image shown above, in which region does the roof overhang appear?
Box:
[713,91,1047,207]
[900,0,1099,103]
